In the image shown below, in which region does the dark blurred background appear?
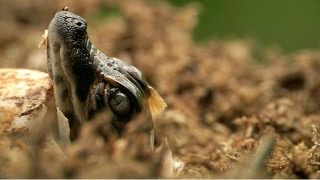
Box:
[167,0,320,52]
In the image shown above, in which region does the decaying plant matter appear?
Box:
[1,0,320,178]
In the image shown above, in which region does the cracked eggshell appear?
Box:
[0,68,53,144]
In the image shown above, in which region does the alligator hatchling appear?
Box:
[40,8,167,142]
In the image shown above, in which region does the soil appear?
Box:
[1,0,320,178]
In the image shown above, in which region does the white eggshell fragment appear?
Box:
[0,68,53,144]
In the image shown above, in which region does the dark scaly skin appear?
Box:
[47,10,151,140]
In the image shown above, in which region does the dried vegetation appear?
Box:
[1,0,320,178]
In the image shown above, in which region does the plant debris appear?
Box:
[1,0,320,178]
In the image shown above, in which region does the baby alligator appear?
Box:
[45,8,166,141]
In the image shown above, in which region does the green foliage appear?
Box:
[89,5,120,25]
[168,0,320,52]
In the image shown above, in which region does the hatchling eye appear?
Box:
[108,89,133,116]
